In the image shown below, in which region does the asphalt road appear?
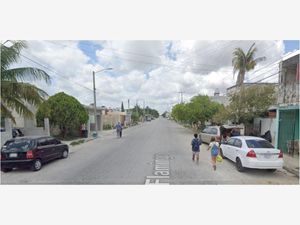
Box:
[1,118,299,184]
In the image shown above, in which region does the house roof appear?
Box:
[282,49,300,62]
[227,82,277,91]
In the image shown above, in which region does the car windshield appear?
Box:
[2,139,35,151]
[246,139,274,148]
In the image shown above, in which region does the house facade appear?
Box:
[276,50,300,154]
[210,89,229,106]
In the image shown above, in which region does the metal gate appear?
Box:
[278,108,299,153]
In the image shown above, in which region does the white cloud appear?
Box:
[10,40,285,113]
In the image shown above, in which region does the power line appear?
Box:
[247,65,279,82]
[253,71,280,83]
[19,56,94,102]
[20,51,94,92]
[54,40,234,70]
[45,40,235,74]
[246,51,295,80]
[2,48,94,103]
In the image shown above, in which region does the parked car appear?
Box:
[220,136,283,172]
[200,125,243,144]
[199,126,221,144]
[1,136,69,172]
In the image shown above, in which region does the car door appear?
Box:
[46,138,60,160]
[232,138,243,162]
[200,128,208,144]
[36,138,52,162]
[225,138,237,161]
[52,138,63,158]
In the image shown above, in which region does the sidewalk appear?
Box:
[283,153,299,177]
[62,127,132,153]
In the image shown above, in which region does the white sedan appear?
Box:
[220,136,283,172]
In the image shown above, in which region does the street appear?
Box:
[1,118,299,184]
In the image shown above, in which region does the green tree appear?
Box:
[1,40,51,123]
[226,85,276,124]
[212,104,229,125]
[171,103,187,122]
[131,111,139,123]
[36,92,88,137]
[171,95,222,125]
[232,43,266,86]
[121,101,125,112]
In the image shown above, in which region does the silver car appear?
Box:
[199,126,220,144]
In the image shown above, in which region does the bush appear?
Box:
[36,92,88,138]
[103,124,113,130]
[70,139,85,146]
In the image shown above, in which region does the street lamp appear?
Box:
[93,67,113,137]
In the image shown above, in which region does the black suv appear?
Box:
[1,136,69,172]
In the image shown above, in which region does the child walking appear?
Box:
[191,133,201,163]
[207,137,219,171]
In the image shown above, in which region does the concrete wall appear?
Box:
[103,112,126,127]
[1,118,50,147]
[1,118,12,146]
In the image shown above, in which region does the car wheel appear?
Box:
[31,159,42,171]
[267,169,277,173]
[1,168,13,173]
[220,148,226,159]
[236,157,245,172]
[61,149,69,159]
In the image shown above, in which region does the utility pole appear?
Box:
[93,71,97,136]
[128,99,130,109]
[178,91,184,103]
[92,68,113,137]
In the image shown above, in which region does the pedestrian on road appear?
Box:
[207,137,219,171]
[191,133,201,163]
[115,122,123,138]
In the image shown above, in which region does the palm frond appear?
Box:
[3,95,35,119]
[1,81,48,106]
[2,67,51,83]
[1,41,26,71]
[0,102,16,124]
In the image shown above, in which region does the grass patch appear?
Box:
[70,139,85,146]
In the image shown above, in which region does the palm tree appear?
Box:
[1,40,51,123]
[232,43,266,86]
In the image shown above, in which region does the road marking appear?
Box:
[145,154,170,185]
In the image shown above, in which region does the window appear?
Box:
[234,139,242,148]
[210,128,218,135]
[227,138,236,146]
[37,138,48,147]
[246,140,274,148]
[3,139,35,151]
[202,128,209,133]
[46,138,58,145]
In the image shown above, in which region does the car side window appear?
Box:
[53,139,61,145]
[210,128,217,135]
[46,138,57,145]
[202,128,209,133]
[234,139,242,148]
[227,138,236,146]
[37,138,48,147]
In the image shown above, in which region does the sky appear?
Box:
[11,40,299,113]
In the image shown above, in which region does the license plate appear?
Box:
[9,153,18,158]
[264,154,271,159]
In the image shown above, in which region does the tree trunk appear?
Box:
[236,71,245,86]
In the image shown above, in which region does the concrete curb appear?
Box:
[283,166,299,177]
